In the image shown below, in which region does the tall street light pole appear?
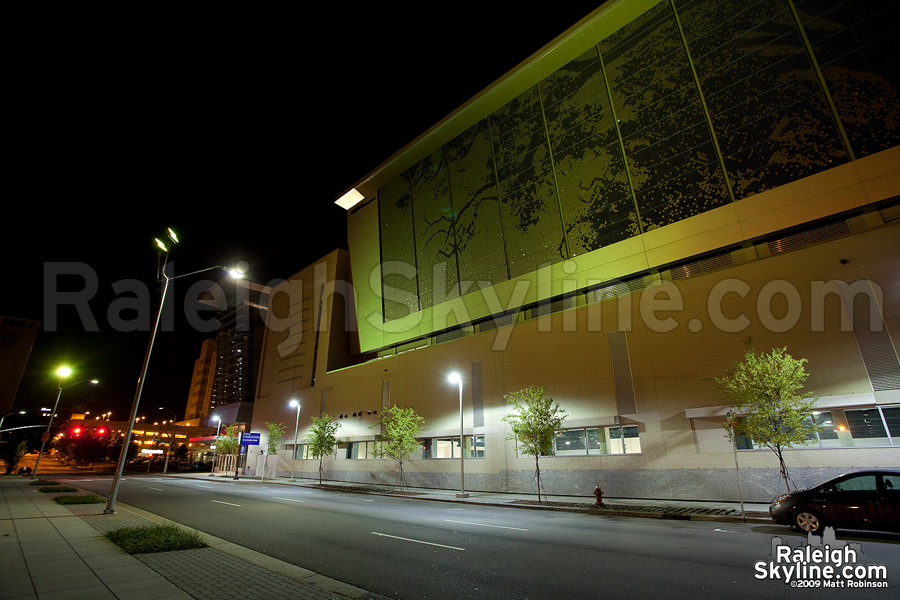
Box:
[33,367,98,479]
[210,416,221,476]
[159,407,177,474]
[448,373,468,498]
[105,228,246,514]
[289,399,300,481]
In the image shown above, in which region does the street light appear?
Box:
[105,228,246,514]
[32,367,98,479]
[448,372,468,498]
[0,410,26,440]
[289,399,300,481]
[159,407,177,474]
[210,415,221,476]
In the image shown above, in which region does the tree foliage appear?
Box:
[306,414,341,484]
[215,424,241,456]
[2,440,28,474]
[373,406,424,490]
[502,386,567,502]
[715,339,819,491]
[264,421,286,455]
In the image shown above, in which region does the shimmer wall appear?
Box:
[379,0,899,321]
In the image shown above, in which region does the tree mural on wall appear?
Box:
[378,0,899,317]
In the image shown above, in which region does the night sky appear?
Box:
[4,4,603,427]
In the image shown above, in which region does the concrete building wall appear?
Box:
[250,216,898,502]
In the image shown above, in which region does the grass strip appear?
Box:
[30,479,60,485]
[104,524,209,555]
[39,486,78,493]
[53,494,105,505]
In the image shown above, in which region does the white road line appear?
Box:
[272,497,305,502]
[212,500,241,507]
[148,487,164,491]
[444,519,528,531]
[363,499,374,502]
[372,532,465,551]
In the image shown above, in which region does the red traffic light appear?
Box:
[72,427,82,436]
[96,427,106,436]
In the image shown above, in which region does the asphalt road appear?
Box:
[66,475,900,599]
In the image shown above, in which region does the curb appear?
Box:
[273,480,773,525]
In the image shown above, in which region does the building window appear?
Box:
[735,405,900,450]
[544,426,641,457]
[335,441,385,460]
[291,444,312,460]
[422,435,485,459]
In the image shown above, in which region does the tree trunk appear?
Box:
[776,448,791,491]
[534,456,542,503]
[318,457,324,485]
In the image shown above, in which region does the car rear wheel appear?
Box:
[792,509,824,534]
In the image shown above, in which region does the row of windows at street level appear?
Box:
[290,425,642,460]
[735,405,900,449]
[287,405,899,460]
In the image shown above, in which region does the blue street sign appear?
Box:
[239,432,260,446]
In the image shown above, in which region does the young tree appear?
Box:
[215,424,241,456]
[715,340,819,491]
[2,439,28,475]
[306,414,341,484]
[174,443,189,462]
[259,422,286,480]
[264,422,286,455]
[502,386,567,502]
[373,406,424,491]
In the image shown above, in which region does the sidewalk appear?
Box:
[1,472,773,600]
[0,475,368,600]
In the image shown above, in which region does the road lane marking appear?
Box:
[148,487,164,491]
[444,519,528,531]
[371,532,465,551]
[272,497,305,502]
[212,500,241,507]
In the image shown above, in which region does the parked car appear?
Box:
[769,469,900,534]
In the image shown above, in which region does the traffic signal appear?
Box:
[96,427,107,436]
[72,426,82,437]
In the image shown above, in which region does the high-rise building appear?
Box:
[184,338,216,421]
[250,0,899,501]
[196,277,270,425]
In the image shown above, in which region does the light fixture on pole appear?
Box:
[159,407,177,474]
[0,410,26,441]
[447,372,468,498]
[105,228,246,514]
[289,399,300,481]
[32,367,98,479]
[210,416,222,476]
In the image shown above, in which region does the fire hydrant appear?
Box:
[593,484,604,507]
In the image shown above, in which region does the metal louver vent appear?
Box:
[670,253,735,281]
[593,278,645,302]
[767,221,850,254]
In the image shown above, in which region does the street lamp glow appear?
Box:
[33,372,98,478]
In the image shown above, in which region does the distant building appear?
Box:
[192,276,270,427]
[0,315,40,416]
[184,338,216,421]
[250,1,899,501]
